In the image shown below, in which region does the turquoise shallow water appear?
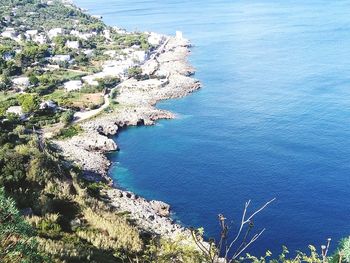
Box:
[76,0,350,255]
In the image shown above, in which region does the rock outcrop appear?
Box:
[103,188,190,239]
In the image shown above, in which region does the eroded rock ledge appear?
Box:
[53,35,200,239]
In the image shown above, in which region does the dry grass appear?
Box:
[69,93,104,109]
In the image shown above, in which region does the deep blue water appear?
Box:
[75,0,350,256]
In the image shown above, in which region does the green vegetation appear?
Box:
[44,89,104,110]
[27,70,87,95]
[113,33,150,50]
[0,91,16,101]
[1,0,105,31]
[60,110,75,125]
[0,96,18,115]
[97,76,120,89]
[0,188,45,263]
[0,118,145,262]
[0,74,12,90]
[18,93,40,113]
[128,66,143,79]
[55,124,82,139]
[2,1,348,263]
[16,42,49,68]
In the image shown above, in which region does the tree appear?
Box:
[0,150,26,189]
[0,74,12,91]
[60,110,75,125]
[3,61,22,76]
[0,188,45,263]
[74,53,89,66]
[17,94,40,113]
[29,75,39,86]
[15,43,49,68]
[97,76,120,90]
[27,152,60,186]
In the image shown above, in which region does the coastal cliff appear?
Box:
[54,34,200,238]
[0,0,206,260]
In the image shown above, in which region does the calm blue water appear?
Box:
[76,0,350,256]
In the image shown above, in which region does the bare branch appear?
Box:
[230,228,266,262]
[225,201,250,259]
[225,198,275,259]
[191,198,275,263]
[246,198,276,223]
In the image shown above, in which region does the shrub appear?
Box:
[0,188,45,263]
[29,74,39,86]
[143,236,206,263]
[82,207,143,252]
[84,181,106,198]
[331,237,350,263]
[0,74,12,91]
[128,66,142,78]
[0,150,27,189]
[97,76,120,90]
[28,214,62,239]
[55,125,83,139]
[60,110,75,125]
[17,93,40,113]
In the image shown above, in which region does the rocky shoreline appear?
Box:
[53,34,200,239]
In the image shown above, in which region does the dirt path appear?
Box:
[73,92,111,123]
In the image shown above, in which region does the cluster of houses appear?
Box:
[1,28,48,44]
[0,26,102,45]
[3,29,170,95]
[1,0,178,120]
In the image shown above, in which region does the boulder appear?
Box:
[150,200,171,217]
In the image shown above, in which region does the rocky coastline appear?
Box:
[53,34,200,239]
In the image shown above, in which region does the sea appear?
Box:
[75,0,350,256]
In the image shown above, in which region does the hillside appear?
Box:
[0,1,349,263]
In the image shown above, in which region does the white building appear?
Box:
[40,100,57,110]
[70,30,96,40]
[48,28,63,39]
[1,28,18,40]
[6,106,26,119]
[12,77,30,91]
[82,75,99,86]
[33,34,47,44]
[112,27,127,34]
[51,55,71,63]
[66,40,80,49]
[92,15,103,20]
[62,0,74,4]
[25,29,38,39]
[43,65,60,71]
[103,29,111,40]
[176,31,183,39]
[83,49,94,57]
[102,59,135,79]
[64,80,82,92]
[70,30,80,36]
[148,32,165,46]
